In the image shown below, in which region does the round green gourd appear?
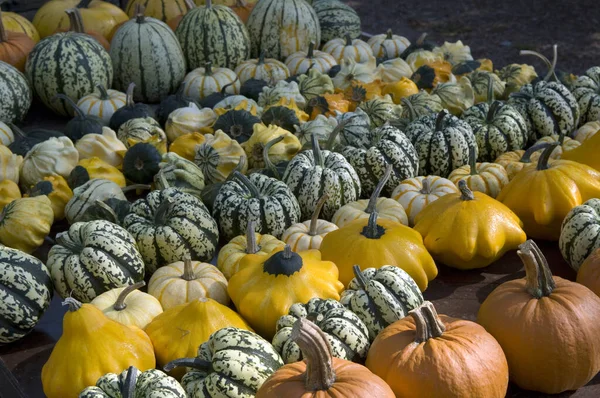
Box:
[54,94,104,142]
[311,0,361,43]
[559,198,600,272]
[122,143,162,184]
[572,66,600,126]
[109,83,157,132]
[261,106,300,132]
[213,109,260,144]
[0,61,31,124]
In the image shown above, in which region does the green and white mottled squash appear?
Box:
[271,298,370,364]
[110,11,186,103]
[154,152,205,197]
[118,117,167,152]
[234,52,290,85]
[181,63,240,101]
[430,79,474,116]
[123,187,218,273]
[559,198,600,272]
[176,0,250,70]
[340,265,423,340]
[164,327,283,398]
[47,220,145,302]
[311,0,361,43]
[0,61,31,123]
[358,95,403,127]
[572,66,600,126]
[297,69,334,100]
[329,107,372,149]
[405,110,477,177]
[246,0,320,60]
[65,179,128,224]
[368,29,410,60]
[294,114,337,149]
[78,366,186,398]
[0,246,53,344]
[25,29,113,117]
[284,42,337,75]
[213,171,301,240]
[390,91,443,131]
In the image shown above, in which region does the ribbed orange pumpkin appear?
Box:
[0,10,35,72]
[577,248,600,297]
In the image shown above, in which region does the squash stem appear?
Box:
[352,265,368,290]
[53,94,85,118]
[536,143,559,171]
[76,0,93,8]
[385,29,393,40]
[61,297,82,312]
[246,220,259,254]
[309,193,329,236]
[205,0,213,8]
[458,180,475,201]
[181,258,196,281]
[204,62,213,76]
[420,177,431,194]
[486,101,501,124]
[94,200,120,225]
[520,143,552,163]
[263,136,285,179]
[416,32,428,46]
[400,97,417,123]
[113,281,145,311]
[291,318,336,391]
[156,171,172,189]
[307,42,315,59]
[485,73,495,105]
[520,45,558,82]
[0,9,6,42]
[154,198,175,225]
[344,33,352,46]
[121,184,152,193]
[410,301,446,342]
[56,233,84,253]
[311,130,324,168]
[435,110,448,132]
[325,114,358,150]
[518,239,556,298]
[282,245,293,259]
[233,171,261,198]
[65,8,85,33]
[258,50,266,65]
[125,83,136,107]
[121,367,138,398]
[365,164,392,213]
[163,357,212,373]
[183,0,195,11]
[361,211,385,239]
[135,4,146,23]
[468,146,478,176]
[7,123,25,138]
[96,84,110,101]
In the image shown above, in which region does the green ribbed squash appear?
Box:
[572,66,600,126]
[25,31,113,117]
[175,0,250,70]
[110,12,186,103]
[311,0,361,43]
[247,0,320,60]
[0,61,31,123]
[559,198,600,272]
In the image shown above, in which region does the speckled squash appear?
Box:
[0,60,32,123]
[559,198,600,271]
[391,176,457,226]
[312,0,361,43]
[572,66,600,125]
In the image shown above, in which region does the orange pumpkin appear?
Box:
[577,248,600,298]
[0,9,35,72]
[57,8,111,51]
[309,93,351,119]
[230,0,254,23]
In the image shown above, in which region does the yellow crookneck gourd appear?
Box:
[414,180,527,269]
[42,297,155,398]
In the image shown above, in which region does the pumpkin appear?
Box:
[262,319,389,398]
[577,248,600,297]
[285,42,337,75]
[217,220,285,279]
[77,85,126,126]
[145,298,252,379]
[0,9,35,72]
[571,66,600,125]
[122,143,162,184]
[0,144,22,184]
[181,63,240,101]
[0,121,13,146]
[478,240,600,394]
[497,143,600,240]
[497,63,538,98]
[0,246,53,344]
[42,297,155,398]
[559,198,600,271]
[320,211,437,290]
[124,188,218,273]
[297,69,335,102]
[0,179,20,211]
[493,143,549,180]
[164,327,283,395]
[294,114,337,149]
[65,178,131,223]
[368,301,509,398]
[235,52,290,85]
[281,193,338,251]
[26,174,73,221]
[90,281,163,329]
[125,0,188,22]
[247,0,320,60]
[78,197,132,226]
[25,22,113,117]
[148,257,229,309]
[0,60,31,124]
[58,7,110,51]
[341,265,423,340]
[79,366,186,398]
[110,8,186,104]
[322,34,373,65]
[213,109,260,144]
[20,136,79,188]
[1,11,40,43]
[189,130,247,184]
[165,103,216,141]
[228,245,344,339]
[78,156,126,187]
[534,132,580,159]
[76,127,127,168]
[154,152,205,196]
[109,83,157,132]
[574,120,600,143]
[118,117,167,154]
[448,148,509,198]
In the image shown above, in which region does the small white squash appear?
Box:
[77,85,127,126]
[281,194,338,251]
[285,42,337,75]
[0,122,14,146]
[20,137,79,187]
[165,103,217,142]
[181,63,240,101]
[0,144,22,184]
[367,29,411,59]
[322,34,374,64]
[235,52,290,85]
[76,127,127,168]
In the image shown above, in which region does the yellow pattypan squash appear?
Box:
[0,179,21,211]
[77,157,127,187]
[414,180,526,269]
[169,132,205,161]
[561,129,600,170]
[42,298,155,398]
[228,245,344,339]
[165,103,217,142]
[382,77,419,104]
[0,195,54,253]
[242,124,301,169]
[24,174,73,221]
[0,144,23,184]
[76,128,127,169]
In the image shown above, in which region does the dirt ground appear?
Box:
[346,0,600,75]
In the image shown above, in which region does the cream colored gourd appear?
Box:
[332,58,376,90]
[0,144,22,184]
[213,95,262,116]
[574,121,600,143]
[281,194,338,252]
[375,57,413,83]
[20,137,79,187]
[0,122,14,146]
[76,127,127,168]
[534,134,581,159]
[90,281,163,329]
[448,148,509,198]
[148,257,229,310]
[368,29,411,59]
[165,102,217,142]
[235,52,290,85]
[322,34,374,64]
[181,62,240,101]
[284,42,337,75]
[77,85,127,126]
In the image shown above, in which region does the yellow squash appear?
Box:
[494,143,548,180]
[168,132,205,161]
[76,127,127,169]
[382,77,419,104]
[242,123,301,169]
[42,298,155,398]
[0,196,54,253]
[562,127,600,171]
[414,180,526,269]
[77,156,127,187]
[574,121,600,143]
[25,174,73,221]
[0,180,21,211]
[0,144,22,184]
[534,133,580,159]
[2,11,40,42]
[228,245,344,339]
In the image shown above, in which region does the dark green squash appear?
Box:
[8,124,65,156]
[67,166,91,190]
[213,109,260,144]
[122,143,162,184]
[54,94,103,142]
[240,78,269,102]
[261,106,300,132]
[156,86,201,126]
[198,80,237,109]
[411,65,437,91]
[328,65,341,78]
[109,83,156,133]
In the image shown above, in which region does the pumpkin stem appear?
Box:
[181,257,196,281]
[113,281,145,311]
[520,143,552,163]
[385,29,393,40]
[410,301,446,342]
[365,164,392,213]
[233,171,260,198]
[204,62,213,76]
[154,198,175,225]
[0,9,6,42]
[56,233,84,253]
[135,4,146,23]
[96,84,110,100]
[282,245,293,259]
[121,367,139,398]
[220,77,239,96]
[361,211,385,239]
[93,200,120,225]
[263,136,285,179]
[307,42,315,58]
[520,45,558,82]
[245,220,259,254]
[485,72,495,105]
[183,0,195,11]
[325,114,359,150]
[163,357,212,373]
[486,101,502,124]
[435,110,448,132]
[536,142,559,171]
[121,184,152,193]
[518,239,556,298]
[125,83,136,107]
[76,0,93,8]
[344,33,353,46]
[468,146,478,176]
[291,318,337,391]
[65,8,85,33]
[62,297,82,312]
[352,265,369,289]
[416,32,428,46]
[309,193,329,236]
[311,129,324,168]
[400,97,417,122]
[205,0,213,8]
[420,177,431,194]
[53,94,85,119]
[258,50,266,65]
[458,180,475,201]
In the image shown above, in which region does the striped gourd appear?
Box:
[65,179,127,224]
[572,66,600,126]
[47,220,145,302]
[448,148,509,198]
[1,11,40,43]
[340,265,423,340]
[181,63,240,101]
[77,85,127,126]
[247,0,320,60]
[329,108,372,149]
[559,198,600,271]
[0,246,53,343]
[280,194,338,251]
[311,0,361,43]
[272,298,370,363]
[234,52,290,85]
[118,117,167,152]
[175,0,250,70]
[368,29,410,59]
[123,187,219,273]
[110,11,186,103]
[358,97,403,128]
[389,91,443,132]
[0,121,13,146]
[285,42,337,75]
[193,130,246,185]
[0,61,31,123]
[25,31,113,117]
[404,110,477,177]
[79,367,186,398]
[154,152,205,197]
[125,0,188,22]
[322,35,373,64]
[340,124,419,197]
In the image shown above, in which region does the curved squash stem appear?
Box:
[134,4,146,23]
[53,94,85,118]
[485,73,495,105]
[181,257,196,281]
[518,239,556,298]
[154,198,175,225]
[307,42,315,59]
[233,171,261,198]
[400,97,417,123]
[56,233,84,253]
[245,220,259,254]
[282,245,293,259]
[121,366,139,398]
[156,168,172,189]
[416,32,428,46]
[536,142,560,171]
[76,0,93,8]
[125,83,136,107]
[344,33,352,46]
[62,297,82,312]
[352,265,368,289]
[311,130,324,168]
[65,8,85,33]
[114,281,146,311]
[365,164,392,213]
[94,200,120,225]
[410,301,446,342]
[7,123,25,138]
[468,146,478,176]
[420,177,431,194]
[435,110,448,132]
[325,114,359,150]
[385,29,393,40]
[519,143,552,163]
[163,357,212,373]
[520,45,558,82]
[183,0,195,11]
[96,84,110,101]
[309,193,329,236]
[291,318,336,391]
[362,211,384,239]
[458,180,475,201]
[263,136,285,179]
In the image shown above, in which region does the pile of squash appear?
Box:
[2,0,600,397]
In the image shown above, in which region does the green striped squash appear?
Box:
[358,97,403,128]
[25,32,113,117]
[559,198,600,271]
[47,220,145,303]
[247,0,320,60]
[311,0,361,43]
[572,66,600,126]
[340,265,423,340]
[272,298,370,363]
[175,0,250,70]
[110,12,186,103]
[65,179,127,224]
[0,247,53,344]
[0,61,32,124]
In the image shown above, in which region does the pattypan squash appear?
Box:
[0,180,20,211]
[25,174,73,221]
[332,58,376,90]
[20,136,79,188]
[432,40,474,65]
[77,157,127,187]
[297,69,335,100]
[242,123,301,169]
[258,80,307,110]
[76,127,127,169]
[0,195,54,253]
[165,103,216,142]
